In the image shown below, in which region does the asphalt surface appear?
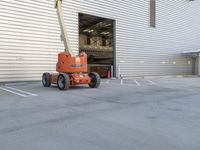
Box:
[0,77,200,150]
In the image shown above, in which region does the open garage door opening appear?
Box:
[79,13,115,78]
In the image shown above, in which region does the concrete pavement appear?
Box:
[0,77,200,150]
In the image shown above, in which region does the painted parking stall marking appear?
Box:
[120,79,123,85]
[105,79,111,84]
[0,86,38,97]
[134,80,141,86]
[147,80,156,85]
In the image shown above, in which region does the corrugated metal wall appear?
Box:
[0,0,200,82]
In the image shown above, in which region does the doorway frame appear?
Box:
[78,13,116,78]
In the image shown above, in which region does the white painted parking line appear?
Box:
[0,86,38,97]
[0,87,27,97]
[5,82,27,86]
[106,82,136,87]
[105,79,110,84]
[147,80,156,85]
[5,86,38,97]
[120,79,123,85]
[134,80,141,86]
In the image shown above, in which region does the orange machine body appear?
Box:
[50,51,91,86]
[50,73,91,86]
[56,52,88,73]
[42,0,100,90]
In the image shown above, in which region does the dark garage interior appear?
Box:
[79,13,114,78]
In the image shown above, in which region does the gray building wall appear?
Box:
[0,0,200,82]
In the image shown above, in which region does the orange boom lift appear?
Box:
[42,0,101,90]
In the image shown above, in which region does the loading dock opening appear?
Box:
[79,13,115,78]
[183,49,200,76]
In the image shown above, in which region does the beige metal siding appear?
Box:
[0,0,61,82]
[0,0,200,82]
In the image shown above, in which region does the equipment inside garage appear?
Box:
[79,14,114,78]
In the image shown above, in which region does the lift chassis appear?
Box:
[42,52,100,90]
[42,0,100,90]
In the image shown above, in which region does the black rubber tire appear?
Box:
[88,72,101,88]
[42,72,51,87]
[57,73,70,90]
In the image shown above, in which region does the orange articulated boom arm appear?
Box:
[55,0,75,57]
